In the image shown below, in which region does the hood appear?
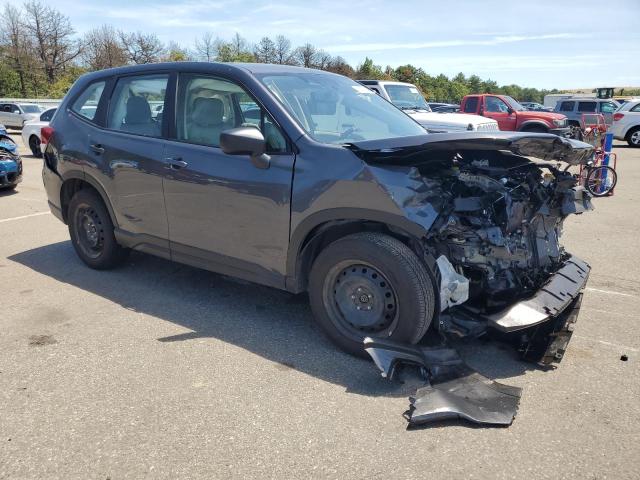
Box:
[519,110,566,121]
[346,132,594,166]
[408,111,494,127]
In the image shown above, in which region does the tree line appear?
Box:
[1,0,619,104]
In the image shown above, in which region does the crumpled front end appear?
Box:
[0,134,22,188]
[350,132,594,363]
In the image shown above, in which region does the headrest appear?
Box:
[125,96,151,125]
[192,97,224,127]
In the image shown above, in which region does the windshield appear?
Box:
[504,96,525,111]
[21,105,41,113]
[257,73,426,144]
[384,84,431,111]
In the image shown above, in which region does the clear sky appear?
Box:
[22,0,640,89]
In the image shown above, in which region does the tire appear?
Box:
[68,189,129,269]
[28,135,42,157]
[308,232,436,357]
[585,165,617,197]
[0,184,17,191]
[627,127,640,148]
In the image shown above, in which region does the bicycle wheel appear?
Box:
[586,165,617,197]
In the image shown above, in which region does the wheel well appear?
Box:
[59,179,101,224]
[291,220,429,293]
[520,123,548,132]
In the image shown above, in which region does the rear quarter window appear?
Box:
[70,81,106,121]
[559,101,575,112]
[630,103,640,113]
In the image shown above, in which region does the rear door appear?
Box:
[483,96,517,130]
[88,73,171,253]
[161,73,295,287]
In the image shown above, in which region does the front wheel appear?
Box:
[68,189,129,269]
[586,165,617,197]
[308,232,436,357]
[627,127,640,148]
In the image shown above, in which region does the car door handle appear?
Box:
[90,143,105,155]
[164,157,188,169]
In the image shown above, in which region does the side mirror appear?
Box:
[220,127,270,169]
[507,107,515,115]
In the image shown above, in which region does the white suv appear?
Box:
[0,102,42,128]
[358,80,498,133]
[611,100,640,147]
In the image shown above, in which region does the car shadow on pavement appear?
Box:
[10,241,539,397]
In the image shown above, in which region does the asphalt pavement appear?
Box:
[1,132,638,479]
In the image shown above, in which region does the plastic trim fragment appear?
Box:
[364,337,521,427]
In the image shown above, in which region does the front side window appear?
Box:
[464,97,479,113]
[559,101,574,112]
[257,73,425,144]
[577,101,597,113]
[485,96,509,113]
[176,75,287,152]
[108,75,168,137]
[71,81,105,121]
[383,84,431,111]
[503,96,525,111]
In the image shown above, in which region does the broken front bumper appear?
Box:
[484,256,590,364]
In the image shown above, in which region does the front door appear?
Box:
[162,74,294,287]
[484,96,517,131]
[95,73,171,251]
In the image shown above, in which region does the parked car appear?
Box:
[427,102,460,113]
[610,99,640,147]
[21,107,57,157]
[0,102,43,129]
[0,129,22,190]
[42,62,594,362]
[358,80,498,132]
[461,94,570,134]
[554,98,620,127]
[520,102,553,112]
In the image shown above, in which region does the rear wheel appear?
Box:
[627,127,640,147]
[28,135,42,157]
[308,232,436,357]
[586,165,617,197]
[68,189,129,269]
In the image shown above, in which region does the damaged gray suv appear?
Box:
[42,63,593,363]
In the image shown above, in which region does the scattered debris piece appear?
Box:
[620,355,628,362]
[364,337,521,427]
[28,335,57,346]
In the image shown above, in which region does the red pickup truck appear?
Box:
[460,94,570,135]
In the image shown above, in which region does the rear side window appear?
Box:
[577,101,597,113]
[464,97,478,113]
[71,81,105,121]
[40,108,56,122]
[107,74,168,138]
[631,103,640,113]
[559,101,574,111]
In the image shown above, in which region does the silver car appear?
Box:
[0,102,42,128]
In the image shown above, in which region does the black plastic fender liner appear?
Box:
[364,337,522,427]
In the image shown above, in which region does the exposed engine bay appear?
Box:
[351,133,594,332]
[423,149,592,312]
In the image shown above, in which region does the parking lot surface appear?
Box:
[1,133,639,479]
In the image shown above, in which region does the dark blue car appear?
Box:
[0,124,22,190]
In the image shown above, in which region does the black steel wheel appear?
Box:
[29,135,42,157]
[309,232,436,357]
[68,189,128,269]
[586,165,617,197]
